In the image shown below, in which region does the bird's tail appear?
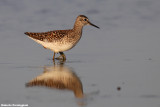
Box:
[24,32,44,41]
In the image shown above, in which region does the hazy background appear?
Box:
[0,0,160,107]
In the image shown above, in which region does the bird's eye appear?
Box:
[84,18,87,21]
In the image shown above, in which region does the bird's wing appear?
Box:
[24,30,70,42]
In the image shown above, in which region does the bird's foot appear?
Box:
[55,53,66,61]
[55,56,63,60]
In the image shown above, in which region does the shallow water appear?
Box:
[0,0,160,107]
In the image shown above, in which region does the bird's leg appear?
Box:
[52,52,55,61]
[56,52,66,60]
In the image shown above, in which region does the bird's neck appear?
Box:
[73,21,83,35]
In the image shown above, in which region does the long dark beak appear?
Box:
[88,21,100,29]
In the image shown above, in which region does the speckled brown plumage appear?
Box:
[25,30,71,42]
[25,15,99,60]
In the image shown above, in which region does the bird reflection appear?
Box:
[26,61,84,98]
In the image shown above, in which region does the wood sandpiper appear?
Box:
[25,15,99,60]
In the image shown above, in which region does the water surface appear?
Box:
[0,0,160,107]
